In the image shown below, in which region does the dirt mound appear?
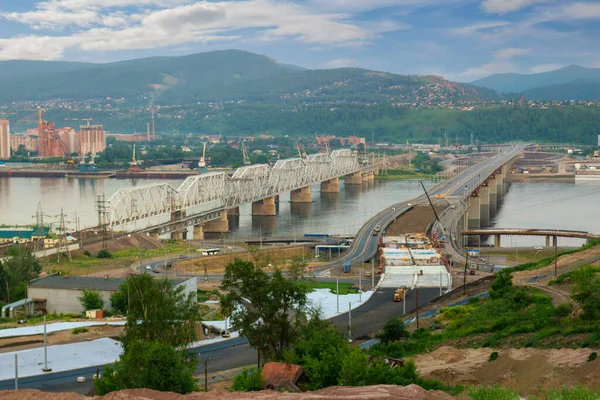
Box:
[414,346,600,396]
[1,385,461,400]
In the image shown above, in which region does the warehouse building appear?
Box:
[28,274,197,315]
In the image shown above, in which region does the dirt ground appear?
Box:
[173,246,308,275]
[386,204,446,236]
[1,385,463,400]
[512,245,600,306]
[414,346,600,396]
[0,325,124,353]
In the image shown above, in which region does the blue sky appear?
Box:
[1,0,599,82]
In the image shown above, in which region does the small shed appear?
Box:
[261,362,305,391]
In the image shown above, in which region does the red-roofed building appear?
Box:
[261,362,305,390]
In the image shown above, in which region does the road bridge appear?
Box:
[105,150,379,240]
[462,228,599,247]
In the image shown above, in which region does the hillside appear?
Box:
[0,50,496,106]
[471,65,600,93]
[524,81,600,101]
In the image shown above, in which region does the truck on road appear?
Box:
[393,287,408,302]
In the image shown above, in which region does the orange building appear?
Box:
[106,133,148,142]
[38,120,66,158]
[0,120,10,159]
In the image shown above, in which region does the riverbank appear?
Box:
[504,173,575,182]
[0,168,197,179]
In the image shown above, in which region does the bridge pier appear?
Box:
[488,177,497,216]
[479,184,490,227]
[496,168,505,197]
[494,234,501,248]
[171,231,184,240]
[193,225,204,241]
[467,195,481,246]
[252,196,277,216]
[149,230,160,241]
[290,186,312,203]
[345,171,363,185]
[364,171,375,181]
[170,209,186,240]
[546,236,551,247]
[553,235,558,247]
[227,207,240,216]
[321,178,340,193]
[203,210,229,233]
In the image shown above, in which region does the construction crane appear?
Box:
[296,140,307,159]
[242,141,251,165]
[65,118,94,126]
[198,142,207,173]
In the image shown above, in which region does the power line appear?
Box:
[96,194,108,251]
[56,207,72,263]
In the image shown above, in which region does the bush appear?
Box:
[489,351,499,362]
[78,289,104,311]
[94,341,197,395]
[72,327,88,335]
[97,249,112,258]
[83,250,91,257]
[588,352,597,362]
[556,303,574,318]
[231,367,265,392]
[376,316,410,344]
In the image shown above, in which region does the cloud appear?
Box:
[457,47,531,80]
[323,58,356,68]
[494,47,531,59]
[481,0,553,14]
[561,2,600,19]
[450,20,512,36]
[529,63,561,73]
[0,0,379,60]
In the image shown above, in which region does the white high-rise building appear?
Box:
[0,120,10,160]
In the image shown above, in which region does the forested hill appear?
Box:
[0,50,496,105]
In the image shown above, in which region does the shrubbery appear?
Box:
[231,368,265,392]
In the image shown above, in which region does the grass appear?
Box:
[370,284,600,358]
[198,289,221,302]
[480,249,557,264]
[300,281,359,295]
[549,266,600,286]
[72,327,88,334]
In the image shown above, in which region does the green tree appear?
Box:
[220,258,309,361]
[116,274,200,349]
[94,341,197,395]
[109,290,128,315]
[490,270,513,299]
[0,246,42,303]
[571,267,600,320]
[376,316,410,344]
[78,289,104,310]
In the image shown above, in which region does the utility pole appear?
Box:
[554,235,558,276]
[463,251,468,295]
[96,194,108,252]
[371,259,375,288]
[415,288,419,329]
[336,277,339,313]
[348,302,352,342]
[42,312,51,372]
[359,270,362,302]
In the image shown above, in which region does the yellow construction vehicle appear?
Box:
[393,287,408,302]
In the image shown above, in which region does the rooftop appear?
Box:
[28,274,186,292]
[261,362,304,389]
[0,227,50,240]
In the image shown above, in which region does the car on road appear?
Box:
[179,254,188,259]
[153,268,160,273]
[534,246,543,250]
[145,265,152,271]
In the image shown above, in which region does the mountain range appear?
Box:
[471,65,600,100]
[0,50,495,106]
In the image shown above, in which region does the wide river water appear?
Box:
[1,177,599,246]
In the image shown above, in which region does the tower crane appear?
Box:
[242,141,251,165]
[198,142,208,173]
[296,140,307,159]
[65,118,95,126]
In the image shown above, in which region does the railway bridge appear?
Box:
[105,150,379,240]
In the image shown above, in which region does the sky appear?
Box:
[0,0,599,82]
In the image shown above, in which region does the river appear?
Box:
[1,177,599,244]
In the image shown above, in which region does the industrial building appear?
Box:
[79,125,106,154]
[0,227,49,245]
[0,119,10,159]
[27,274,197,315]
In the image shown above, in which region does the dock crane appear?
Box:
[242,141,251,165]
[198,142,208,173]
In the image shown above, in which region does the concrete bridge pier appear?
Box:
[252,196,277,216]
[545,236,551,247]
[149,230,160,241]
[170,209,186,240]
[494,234,501,248]
[488,177,498,216]
[553,236,558,247]
[321,178,340,193]
[345,171,363,185]
[364,171,375,181]
[290,186,312,203]
[203,210,229,233]
[227,207,240,216]
[227,207,240,231]
[193,225,204,241]
[479,184,490,227]
[496,168,505,198]
[467,195,481,246]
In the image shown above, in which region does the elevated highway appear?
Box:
[320,144,529,270]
